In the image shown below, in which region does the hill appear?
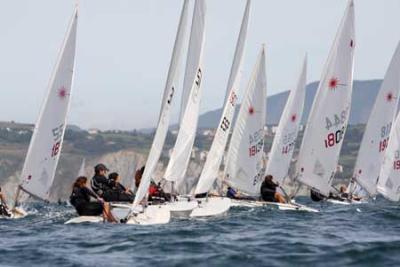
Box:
[197,79,382,128]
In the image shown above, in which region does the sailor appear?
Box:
[0,187,11,217]
[148,181,171,202]
[107,172,135,203]
[311,188,327,202]
[70,176,116,222]
[225,186,255,200]
[226,186,239,199]
[134,166,145,192]
[260,175,286,203]
[91,163,113,199]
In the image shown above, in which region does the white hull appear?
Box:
[231,199,265,208]
[326,198,366,205]
[231,199,318,212]
[0,207,28,219]
[165,199,198,218]
[65,205,170,225]
[190,197,231,218]
[126,205,170,225]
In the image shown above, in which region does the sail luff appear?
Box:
[18,7,79,201]
[132,0,190,207]
[295,0,355,196]
[223,46,267,196]
[194,0,251,195]
[163,0,206,193]
[265,56,307,184]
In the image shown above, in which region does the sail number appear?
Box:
[379,123,392,153]
[220,117,230,132]
[325,111,347,130]
[324,127,345,148]
[282,142,295,154]
[229,91,238,106]
[249,139,263,157]
[394,150,400,170]
[51,124,64,157]
[249,129,264,157]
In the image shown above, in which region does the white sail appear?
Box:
[296,0,355,196]
[133,0,190,207]
[194,0,251,195]
[350,42,400,196]
[164,0,206,192]
[265,56,307,184]
[78,158,86,177]
[19,7,78,200]
[224,46,266,196]
[377,112,400,202]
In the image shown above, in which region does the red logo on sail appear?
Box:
[248,106,255,115]
[291,114,297,122]
[386,92,395,102]
[58,86,68,99]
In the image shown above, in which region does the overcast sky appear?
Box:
[0,0,399,130]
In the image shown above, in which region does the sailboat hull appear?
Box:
[231,199,319,212]
[190,197,231,217]
[0,207,28,219]
[65,205,171,225]
[165,198,198,218]
[326,198,367,205]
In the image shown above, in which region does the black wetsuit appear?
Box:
[105,182,135,203]
[0,202,10,217]
[70,187,103,216]
[261,180,278,202]
[311,189,326,202]
[91,174,113,198]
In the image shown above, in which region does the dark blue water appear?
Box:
[1,197,399,266]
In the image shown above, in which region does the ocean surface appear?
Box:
[1,197,399,267]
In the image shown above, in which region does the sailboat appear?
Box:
[67,1,194,225]
[126,0,192,225]
[223,45,267,202]
[377,106,400,202]
[160,0,206,217]
[259,56,318,212]
[9,6,79,219]
[190,0,251,218]
[345,42,400,203]
[295,0,355,201]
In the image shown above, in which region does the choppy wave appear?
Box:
[0,197,399,266]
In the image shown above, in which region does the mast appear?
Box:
[195,0,251,196]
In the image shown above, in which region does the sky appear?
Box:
[0,0,399,130]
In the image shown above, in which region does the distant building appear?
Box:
[88,128,100,135]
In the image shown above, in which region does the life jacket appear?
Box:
[148,185,159,196]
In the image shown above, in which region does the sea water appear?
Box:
[0,197,399,266]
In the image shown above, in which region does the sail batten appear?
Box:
[195,0,251,195]
[133,0,190,206]
[296,0,355,196]
[19,7,78,201]
[224,46,267,196]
